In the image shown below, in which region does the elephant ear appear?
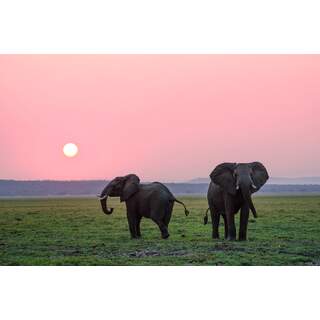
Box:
[210,163,237,195]
[249,162,269,192]
[120,174,140,202]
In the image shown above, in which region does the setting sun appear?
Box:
[63,143,78,158]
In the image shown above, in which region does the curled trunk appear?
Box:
[99,189,114,215]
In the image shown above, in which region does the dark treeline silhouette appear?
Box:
[1,180,320,196]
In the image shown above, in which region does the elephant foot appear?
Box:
[238,231,247,241]
[161,233,170,239]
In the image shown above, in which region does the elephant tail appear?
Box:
[174,199,189,216]
[203,208,210,225]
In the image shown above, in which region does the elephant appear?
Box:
[98,174,189,239]
[204,162,269,241]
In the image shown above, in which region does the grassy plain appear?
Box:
[0,196,319,265]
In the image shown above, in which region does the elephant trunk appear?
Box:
[99,187,114,215]
[241,185,258,218]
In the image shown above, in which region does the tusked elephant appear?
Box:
[204,162,269,241]
[98,174,189,239]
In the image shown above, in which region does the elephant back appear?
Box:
[151,182,176,201]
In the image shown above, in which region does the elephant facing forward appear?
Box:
[204,162,269,241]
[98,174,189,239]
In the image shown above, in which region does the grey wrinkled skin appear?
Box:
[99,174,189,239]
[204,162,269,241]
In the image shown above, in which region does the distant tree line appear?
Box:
[1,180,320,196]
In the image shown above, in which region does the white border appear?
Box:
[1,0,320,53]
[0,267,319,320]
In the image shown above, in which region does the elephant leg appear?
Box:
[152,217,170,239]
[226,213,236,240]
[222,214,228,239]
[210,207,220,239]
[239,204,249,241]
[135,215,142,238]
[225,199,236,240]
[163,202,173,227]
[127,212,139,239]
[129,223,137,239]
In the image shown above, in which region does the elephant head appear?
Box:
[210,162,269,218]
[98,174,140,215]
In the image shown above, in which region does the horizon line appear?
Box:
[2,176,320,182]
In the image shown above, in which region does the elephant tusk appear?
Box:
[251,183,257,189]
[98,194,107,200]
[236,185,240,190]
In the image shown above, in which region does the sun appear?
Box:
[63,143,78,158]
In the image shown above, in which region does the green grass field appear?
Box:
[0,196,320,265]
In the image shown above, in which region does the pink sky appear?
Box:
[0,55,319,181]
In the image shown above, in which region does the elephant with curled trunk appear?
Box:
[98,174,189,239]
[204,162,269,241]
